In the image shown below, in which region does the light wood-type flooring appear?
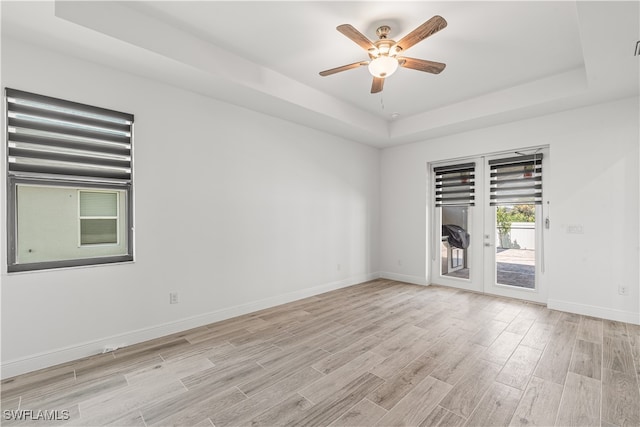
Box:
[2,279,640,426]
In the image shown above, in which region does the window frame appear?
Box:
[7,177,134,272]
[5,88,134,273]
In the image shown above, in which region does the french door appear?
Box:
[430,149,549,303]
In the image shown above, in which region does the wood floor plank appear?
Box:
[321,323,385,354]
[125,352,215,385]
[105,410,147,426]
[190,419,215,427]
[603,320,630,339]
[77,379,186,425]
[329,398,387,426]
[270,330,337,351]
[368,333,435,380]
[603,336,635,375]
[207,340,281,368]
[141,386,245,426]
[569,339,602,380]
[479,330,523,366]
[1,364,76,400]
[249,393,313,426]
[238,348,328,396]
[368,353,440,410]
[555,372,601,427]
[520,321,555,351]
[438,359,502,418]
[505,315,535,336]
[534,309,562,325]
[470,319,509,347]
[577,316,603,343]
[509,376,563,427]
[299,351,384,404]
[370,325,427,358]
[430,343,486,386]
[418,406,465,427]
[20,374,128,411]
[424,329,475,362]
[533,319,578,384]
[181,359,266,391]
[628,323,640,378]
[210,367,323,427]
[602,368,640,426]
[0,396,20,412]
[311,334,382,375]
[493,306,523,324]
[496,344,543,390]
[375,376,452,426]
[287,372,384,427]
[75,352,166,383]
[464,382,522,427]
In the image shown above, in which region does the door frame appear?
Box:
[428,146,549,304]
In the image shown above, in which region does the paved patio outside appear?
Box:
[496,248,535,289]
[444,248,535,289]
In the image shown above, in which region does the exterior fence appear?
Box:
[496,222,535,250]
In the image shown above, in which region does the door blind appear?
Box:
[6,88,133,184]
[434,162,475,207]
[489,154,542,206]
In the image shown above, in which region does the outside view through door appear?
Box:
[495,205,535,288]
[441,206,471,280]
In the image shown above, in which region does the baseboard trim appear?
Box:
[1,272,381,379]
[547,299,640,325]
[379,272,428,286]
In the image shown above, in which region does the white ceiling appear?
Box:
[2,1,639,147]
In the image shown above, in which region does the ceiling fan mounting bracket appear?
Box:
[376,25,392,39]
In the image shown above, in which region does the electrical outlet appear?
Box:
[169,292,179,304]
[397,259,403,266]
[618,285,629,296]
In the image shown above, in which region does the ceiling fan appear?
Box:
[319,16,447,94]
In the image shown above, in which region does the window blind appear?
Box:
[434,162,475,207]
[489,154,542,206]
[6,88,133,184]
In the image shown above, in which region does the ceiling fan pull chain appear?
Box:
[380,96,385,110]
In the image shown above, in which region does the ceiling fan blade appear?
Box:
[337,24,376,51]
[393,15,447,52]
[398,57,446,74]
[371,77,384,94]
[319,61,368,76]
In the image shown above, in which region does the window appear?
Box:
[79,190,119,245]
[6,88,134,272]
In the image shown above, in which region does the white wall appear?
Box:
[381,97,640,324]
[0,38,380,377]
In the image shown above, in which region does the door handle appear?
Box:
[484,242,492,247]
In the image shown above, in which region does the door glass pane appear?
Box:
[441,206,471,279]
[495,205,535,288]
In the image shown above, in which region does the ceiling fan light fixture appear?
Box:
[368,56,398,78]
